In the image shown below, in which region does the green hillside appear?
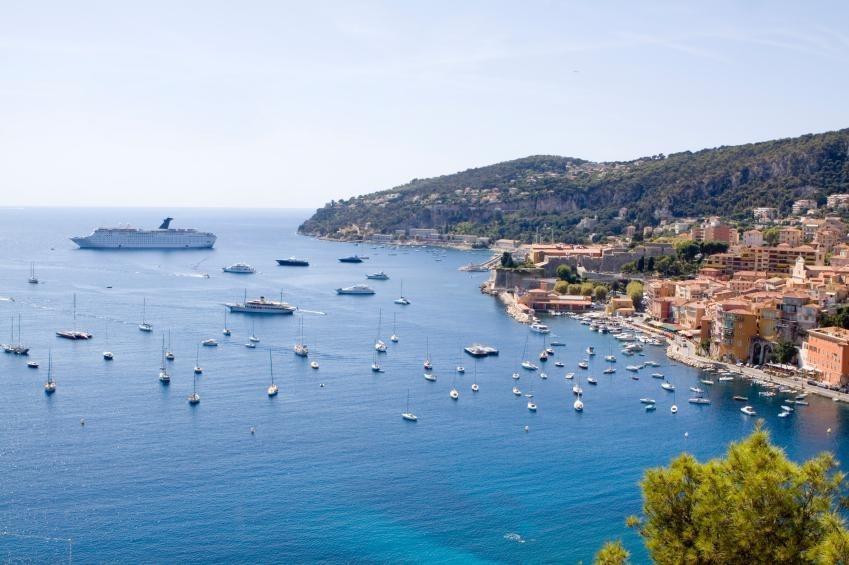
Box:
[299,129,849,242]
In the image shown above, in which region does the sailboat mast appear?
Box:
[269,349,274,385]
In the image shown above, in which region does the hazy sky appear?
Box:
[2,1,848,209]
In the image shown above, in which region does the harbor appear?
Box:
[2,208,849,563]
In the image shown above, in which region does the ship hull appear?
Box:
[72,236,216,249]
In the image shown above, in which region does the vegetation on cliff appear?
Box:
[300,129,849,242]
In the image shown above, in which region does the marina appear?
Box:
[2,208,849,563]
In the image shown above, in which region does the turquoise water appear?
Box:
[1,208,848,562]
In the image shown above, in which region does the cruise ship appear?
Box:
[71,218,216,249]
[226,295,296,315]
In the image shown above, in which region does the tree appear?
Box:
[627,424,849,563]
[566,283,583,295]
[625,281,644,310]
[701,240,729,256]
[764,227,781,246]
[675,240,701,262]
[500,251,515,268]
[636,255,645,272]
[773,340,797,364]
[594,540,630,564]
[556,264,577,283]
[554,280,569,294]
[593,286,608,301]
[646,256,655,272]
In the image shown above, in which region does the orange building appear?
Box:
[802,327,849,386]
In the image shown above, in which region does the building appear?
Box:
[518,290,593,313]
[691,218,737,244]
[778,227,803,247]
[712,306,758,362]
[753,207,779,222]
[792,199,818,215]
[408,228,441,240]
[702,244,825,276]
[742,229,764,247]
[802,327,849,386]
[827,194,849,209]
[576,216,598,230]
[624,225,637,238]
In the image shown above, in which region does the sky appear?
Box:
[2,1,849,209]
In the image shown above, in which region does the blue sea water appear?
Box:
[1,207,849,563]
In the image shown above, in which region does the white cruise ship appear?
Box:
[71,218,216,249]
[226,295,296,315]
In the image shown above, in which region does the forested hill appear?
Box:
[299,129,849,242]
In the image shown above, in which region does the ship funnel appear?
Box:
[159,217,174,229]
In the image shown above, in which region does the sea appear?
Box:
[1,207,848,563]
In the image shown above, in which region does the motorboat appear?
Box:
[587,377,598,385]
[689,397,711,405]
[645,404,656,411]
[223,263,256,274]
[689,386,703,394]
[27,361,39,368]
[585,346,595,356]
[573,398,584,412]
[202,339,218,347]
[640,398,656,404]
[572,384,583,395]
[651,372,664,379]
[554,361,564,368]
[245,342,256,349]
[578,361,589,369]
[366,272,389,280]
[338,255,365,263]
[512,387,522,396]
[661,382,675,391]
[424,373,436,381]
[456,366,465,373]
[336,284,375,295]
[276,257,309,267]
[512,372,520,380]
[565,372,575,380]
[670,405,678,414]
[521,361,538,371]
[733,395,749,401]
[740,405,757,416]
[539,372,548,380]
[626,365,640,372]
[375,340,387,352]
[527,401,537,412]
[529,323,550,334]
[700,379,714,385]
[603,367,615,374]
[464,344,499,357]
[450,388,460,400]
[605,355,616,362]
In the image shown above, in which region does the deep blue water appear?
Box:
[1,208,848,563]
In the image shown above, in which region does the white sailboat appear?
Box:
[394,281,410,305]
[371,350,382,372]
[294,315,308,357]
[390,313,399,342]
[139,298,153,332]
[159,335,170,383]
[44,349,56,394]
[527,377,537,411]
[28,261,39,284]
[374,309,387,352]
[423,337,432,371]
[194,344,203,374]
[222,309,231,336]
[103,321,113,360]
[267,349,279,396]
[402,389,417,421]
[249,320,260,343]
[165,329,175,360]
[188,372,200,404]
[471,359,479,392]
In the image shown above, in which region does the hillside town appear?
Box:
[478,196,849,393]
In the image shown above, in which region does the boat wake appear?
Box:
[503,532,526,544]
[297,309,327,316]
[0,296,15,302]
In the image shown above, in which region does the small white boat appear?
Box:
[527,401,537,411]
[158,336,170,383]
[512,387,522,396]
[44,351,56,394]
[572,385,583,395]
[249,335,260,343]
[605,355,616,362]
[194,345,203,374]
[661,382,675,391]
[700,379,714,385]
[777,411,790,418]
[670,405,678,414]
[645,404,656,411]
[688,397,711,405]
[689,386,703,394]
[521,361,538,371]
[267,350,279,397]
[652,372,664,379]
[626,365,640,372]
[539,372,548,380]
[188,373,200,404]
[603,367,615,374]
[27,361,39,368]
[456,366,465,373]
[366,271,389,280]
[565,372,575,380]
[578,361,589,369]
[402,390,417,421]
[139,298,153,332]
[202,339,218,347]
[781,405,794,412]
[310,360,319,370]
[554,361,564,368]
[450,387,459,400]
[222,309,231,336]
[718,376,734,382]
[640,398,656,404]
[740,405,757,416]
[28,262,39,284]
[394,282,410,304]
[585,346,595,356]
[471,382,479,392]
[529,323,550,334]
[512,372,520,380]
[587,377,597,385]
[245,342,257,349]
[424,373,436,381]
[573,398,584,412]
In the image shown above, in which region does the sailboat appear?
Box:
[539,334,549,362]
[165,329,175,360]
[520,336,538,370]
[267,349,279,396]
[188,372,200,404]
[56,294,92,340]
[371,350,382,372]
[294,315,308,356]
[527,376,537,411]
[158,335,170,383]
[390,313,399,342]
[44,349,56,394]
[394,281,410,305]
[139,298,153,332]
[402,389,417,421]
[194,344,203,374]
[423,337,432,371]
[4,314,29,355]
[471,359,479,392]
[222,309,231,336]
[28,262,39,284]
[449,373,460,400]
[374,309,387,352]
[103,321,113,360]
[249,320,260,343]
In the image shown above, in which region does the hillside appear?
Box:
[299,129,849,242]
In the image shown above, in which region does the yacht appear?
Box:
[276,257,309,267]
[464,344,499,357]
[245,341,257,349]
[572,384,583,395]
[626,365,640,372]
[193,345,203,374]
[645,404,657,412]
[740,405,757,416]
[366,272,389,280]
[71,217,216,249]
[605,355,616,362]
[661,382,675,391]
[402,390,417,421]
[652,372,664,379]
[102,321,114,360]
[294,316,309,357]
[202,339,218,347]
[700,378,714,385]
[512,387,522,396]
[227,293,296,315]
[336,284,375,295]
[390,313,399,343]
[689,397,711,405]
[689,386,703,394]
[394,281,410,305]
[27,360,39,369]
[338,255,364,263]
[733,395,749,401]
[28,262,39,284]
[138,299,153,332]
[521,360,538,371]
[267,350,279,397]
[3,315,29,355]
[471,361,479,392]
[529,322,550,334]
[223,263,256,274]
